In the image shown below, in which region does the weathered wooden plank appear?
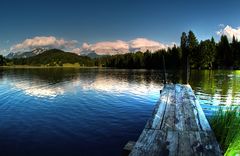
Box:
[175,84,185,131]
[145,98,167,129]
[166,131,178,156]
[181,85,200,131]
[145,84,173,129]
[167,131,221,156]
[189,131,220,156]
[128,84,221,156]
[189,131,204,156]
[161,87,176,131]
[129,129,169,156]
[199,131,222,156]
[185,85,212,131]
[178,131,193,156]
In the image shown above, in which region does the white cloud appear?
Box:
[73,38,168,55]
[129,38,165,49]
[129,38,166,52]
[9,36,170,55]
[72,48,82,55]
[80,40,129,55]
[82,42,91,49]
[93,40,129,50]
[217,25,240,40]
[11,36,78,52]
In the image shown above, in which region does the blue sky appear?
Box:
[0,0,240,55]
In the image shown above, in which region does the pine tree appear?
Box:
[0,55,4,66]
[181,32,188,66]
[187,31,199,66]
[198,39,216,69]
[231,35,240,67]
[217,35,232,67]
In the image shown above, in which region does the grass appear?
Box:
[210,107,240,155]
[62,63,81,67]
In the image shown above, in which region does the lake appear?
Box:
[0,68,239,156]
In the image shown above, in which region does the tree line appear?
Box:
[1,31,240,69]
[0,55,6,66]
[95,31,240,69]
[180,31,240,69]
[95,47,181,69]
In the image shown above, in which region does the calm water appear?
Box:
[0,68,239,156]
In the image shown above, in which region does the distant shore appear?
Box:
[1,65,240,70]
[0,65,102,69]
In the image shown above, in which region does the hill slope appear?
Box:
[11,49,94,66]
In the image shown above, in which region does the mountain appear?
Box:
[77,47,164,56]
[80,52,104,59]
[131,46,166,53]
[6,48,47,59]
[11,49,94,66]
[93,48,129,55]
[85,52,99,58]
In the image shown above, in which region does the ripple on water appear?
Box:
[0,69,240,156]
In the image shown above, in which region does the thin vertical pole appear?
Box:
[186,55,190,84]
[162,54,167,84]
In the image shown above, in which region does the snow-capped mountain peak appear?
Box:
[32,48,47,55]
[6,48,48,59]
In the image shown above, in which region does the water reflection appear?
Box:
[13,82,65,98]
[190,70,240,106]
[0,68,164,156]
[1,68,240,108]
[1,68,164,99]
[189,70,240,116]
[1,68,80,98]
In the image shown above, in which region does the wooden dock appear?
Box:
[127,84,222,156]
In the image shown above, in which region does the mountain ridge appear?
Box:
[6,48,48,59]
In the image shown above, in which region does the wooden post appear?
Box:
[186,55,190,84]
[183,54,190,84]
[162,54,167,84]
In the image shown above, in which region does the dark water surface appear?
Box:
[0,68,239,156]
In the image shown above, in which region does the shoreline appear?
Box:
[1,65,240,70]
[0,65,103,69]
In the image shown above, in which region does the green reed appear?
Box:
[210,107,240,155]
